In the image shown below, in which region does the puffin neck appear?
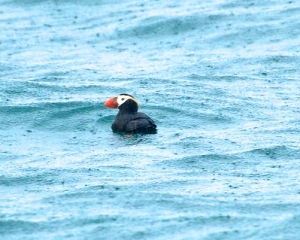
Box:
[118,99,139,113]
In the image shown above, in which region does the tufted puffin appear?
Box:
[104,94,157,134]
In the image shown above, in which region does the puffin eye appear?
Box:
[121,98,125,101]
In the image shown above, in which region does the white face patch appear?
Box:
[116,95,139,108]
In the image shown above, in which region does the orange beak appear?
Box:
[104,97,118,108]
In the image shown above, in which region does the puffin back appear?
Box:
[124,112,157,133]
[112,112,157,134]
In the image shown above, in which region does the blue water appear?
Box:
[1,0,300,239]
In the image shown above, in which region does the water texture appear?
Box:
[1,0,300,239]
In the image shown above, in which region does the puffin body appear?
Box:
[104,94,157,134]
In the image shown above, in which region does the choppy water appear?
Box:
[1,0,300,239]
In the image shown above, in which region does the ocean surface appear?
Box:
[1,0,300,239]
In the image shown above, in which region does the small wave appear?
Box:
[0,220,42,235]
[152,154,234,170]
[114,13,229,39]
[152,145,298,171]
[97,115,115,124]
[1,101,102,131]
[243,145,299,160]
[0,171,60,187]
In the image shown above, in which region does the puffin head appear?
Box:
[104,94,140,112]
